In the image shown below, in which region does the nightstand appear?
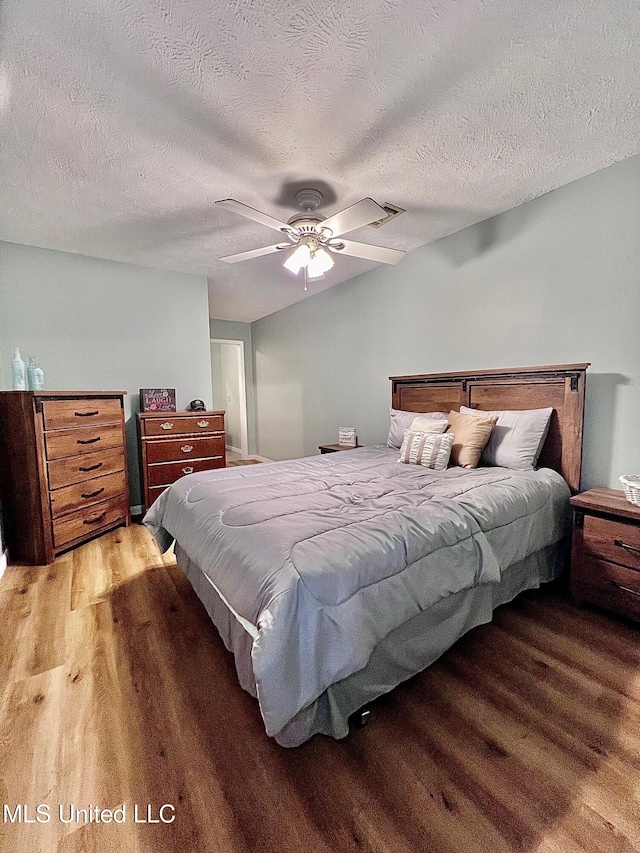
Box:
[318,444,362,454]
[570,488,640,621]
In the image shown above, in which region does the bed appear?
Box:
[145,363,589,747]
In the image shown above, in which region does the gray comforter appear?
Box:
[144,446,570,740]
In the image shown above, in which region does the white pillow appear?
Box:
[398,430,455,470]
[459,405,553,470]
[410,416,448,434]
[387,408,448,449]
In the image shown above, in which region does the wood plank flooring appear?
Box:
[0,523,638,853]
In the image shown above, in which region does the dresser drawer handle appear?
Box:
[75,410,99,417]
[161,422,174,430]
[83,511,107,525]
[77,436,101,445]
[611,581,640,598]
[79,462,103,472]
[181,445,193,453]
[182,466,194,474]
[197,420,209,428]
[614,539,640,556]
[81,487,105,499]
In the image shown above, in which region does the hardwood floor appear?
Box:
[0,524,638,853]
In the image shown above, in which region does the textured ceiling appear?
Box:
[0,1,638,322]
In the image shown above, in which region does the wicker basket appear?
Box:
[619,474,640,506]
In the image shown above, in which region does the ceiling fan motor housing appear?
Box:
[294,187,323,211]
[285,215,324,233]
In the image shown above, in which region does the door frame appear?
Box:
[210,338,249,458]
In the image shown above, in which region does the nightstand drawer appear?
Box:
[576,556,640,619]
[583,514,640,572]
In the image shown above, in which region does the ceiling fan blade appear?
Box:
[318,198,388,237]
[219,244,285,264]
[215,199,292,233]
[329,239,405,265]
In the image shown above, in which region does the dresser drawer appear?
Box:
[49,471,128,518]
[41,398,123,430]
[148,485,169,506]
[48,447,126,490]
[145,435,225,464]
[53,495,128,548]
[148,457,225,487]
[142,414,224,436]
[44,423,124,461]
[582,514,640,572]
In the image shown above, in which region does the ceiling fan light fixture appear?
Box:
[283,241,334,279]
[307,246,333,277]
[283,243,311,275]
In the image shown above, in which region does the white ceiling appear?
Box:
[0,1,638,323]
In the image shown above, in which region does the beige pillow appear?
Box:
[446,410,498,469]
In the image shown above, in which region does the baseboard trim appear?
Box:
[0,549,7,581]
[225,444,242,454]
[250,455,273,463]
[130,504,143,517]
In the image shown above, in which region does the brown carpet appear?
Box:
[227,458,263,466]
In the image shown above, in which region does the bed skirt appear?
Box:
[175,540,566,747]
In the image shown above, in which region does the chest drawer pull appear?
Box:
[77,436,101,445]
[75,410,100,417]
[182,466,194,474]
[81,487,105,499]
[197,420,209,428]
[181,445,193,453]
[614,539,640,556]
[79,462,103,472]
[83,511,107,525]
[161,422,174,430]
[612,581,640,598]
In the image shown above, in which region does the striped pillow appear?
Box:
[398,430,455,470]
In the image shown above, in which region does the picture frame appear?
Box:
[139,388,176,412]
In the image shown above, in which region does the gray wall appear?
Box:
[252,154,640,491]
[209,318,257,454]
[0,242,212,507]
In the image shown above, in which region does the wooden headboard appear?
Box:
[390,363,589,493]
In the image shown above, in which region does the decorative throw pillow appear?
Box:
[398,430,455,470]
[445,410,498,469]
[387,408,448,449]
[460,405,553,470]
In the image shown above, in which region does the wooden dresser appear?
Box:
[137,410,225,512]
[0,391,130,565]
[570,487,640,621]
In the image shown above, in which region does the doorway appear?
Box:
[210,339,249,459]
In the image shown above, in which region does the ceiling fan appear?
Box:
[215,188,405,288]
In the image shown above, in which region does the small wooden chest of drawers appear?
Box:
[570,488,640,621]
[0,391,130,565]
[138,410,225,512]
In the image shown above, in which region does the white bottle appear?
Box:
[11,348,26,390]
[27,356,45,391]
